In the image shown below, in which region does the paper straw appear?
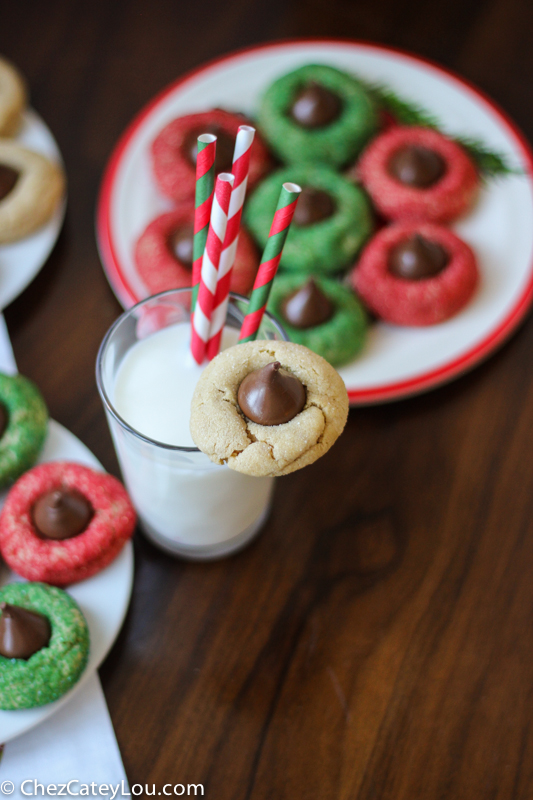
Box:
[191,133,217,311]
[238,182,301,343]
[190,173,234,364]
[206,125,255,361]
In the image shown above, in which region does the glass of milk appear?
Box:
[96,288,288,560]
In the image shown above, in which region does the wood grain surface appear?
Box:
[2,0,533,797]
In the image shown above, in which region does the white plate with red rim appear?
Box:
[0,109,66,311]
[0,420,134,743]
[96,39,533,404]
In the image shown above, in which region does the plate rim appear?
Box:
[95,37,533,404]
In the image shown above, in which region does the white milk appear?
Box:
[113,323,216,448]
[110,322,274,557]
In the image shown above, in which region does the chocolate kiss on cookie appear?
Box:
[0,602,51,660]
[168,223,194,266]
[0,164,19,201]
[290,82,342,129]
[238,362,306,426]
[388,145,446,188]
[33,488,93,540]
[389,234,449,280]
[282,279,335,329]
[293,186,336,227]
[183,126,234,173]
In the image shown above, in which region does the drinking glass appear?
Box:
[96,288,287,559]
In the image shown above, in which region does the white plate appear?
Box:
[0,109,66,311]
[0,419,134,743]
[96,40,533,403]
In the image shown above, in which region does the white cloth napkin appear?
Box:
[0,314,129,789]
[0,316,16,375]
[2,674,128,794]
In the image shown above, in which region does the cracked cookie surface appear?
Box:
[190,340,349,477]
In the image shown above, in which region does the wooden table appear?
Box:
[2,1,533,796]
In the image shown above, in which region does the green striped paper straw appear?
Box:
[239,182,301,342]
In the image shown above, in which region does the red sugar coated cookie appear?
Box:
[151,109,272,204]
[134,208,259,296]
[357,127,479,223]
[351,223,479,326]
[0,462,136,586]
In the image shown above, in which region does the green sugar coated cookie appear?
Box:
[269,275,368,367]
[0,582,89,710]
[0,373,48,488]
[245,164,374,274]
[257,64,378,168]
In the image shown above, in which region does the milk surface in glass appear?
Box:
[97,290,285,559]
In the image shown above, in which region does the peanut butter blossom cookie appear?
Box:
[0,372,48,489]
[0,461,136,586]
[245,165,373,274]
[351,222,479,326]
[268,276,367,366]
[357,126,479,223]
[0,56,27,137]
[0,141,65,244]
[0,582,89,710]
[257,64,378,167]
[190,340,349,477]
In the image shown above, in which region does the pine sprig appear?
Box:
[359,80,522,179]
[454,136,522,178]
[361,81,441,129]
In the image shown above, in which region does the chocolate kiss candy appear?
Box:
[293,186,336,227]
[0,164,19,201]
[388,145,446,188]
[282,279,335,329]
[238,362,306,426]
[290,82,342,128]
[0,402,8,438]
[0,602,51,660]
[169,223,194,266]
[32,488,93,540]
[388,234,449,280]
[183,126,234,173]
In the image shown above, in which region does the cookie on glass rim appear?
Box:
[357,126,479,223]
[151,109,272,205]
[351,222,479,326]
[0,461,136,586]
[134,207,259,297]
[190,340,349,478]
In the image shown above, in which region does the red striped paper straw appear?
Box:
[206,125,255,361]
[239,182,301,343]
[190,173,234,364]
[191,133,217,311]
